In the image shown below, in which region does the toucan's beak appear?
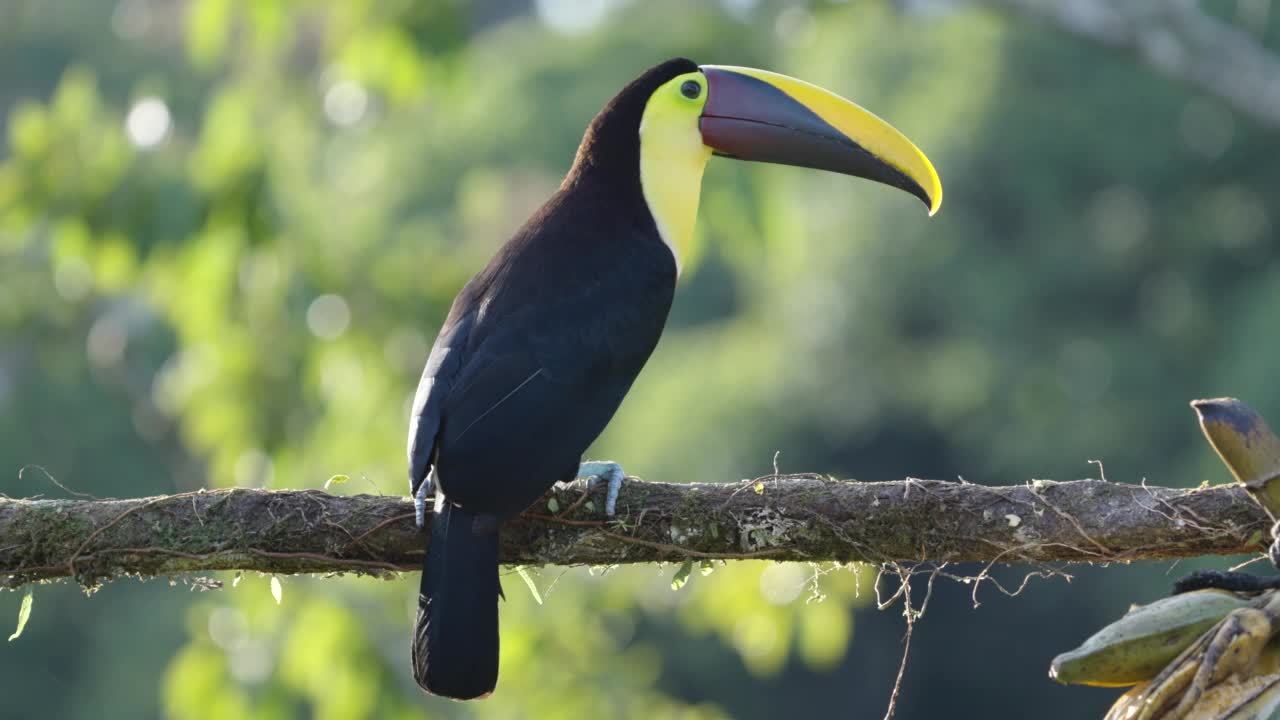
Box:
[698,66,942,216]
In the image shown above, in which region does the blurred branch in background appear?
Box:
[1,475,1268,590]
[908,0,1280,128]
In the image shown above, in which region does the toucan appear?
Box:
[407,57,941,700]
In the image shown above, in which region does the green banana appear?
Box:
[1051,589,1251,687]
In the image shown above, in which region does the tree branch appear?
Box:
[912,0,1280,129]
[0,476,1268,589]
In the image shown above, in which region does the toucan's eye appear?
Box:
[680,80,701,99]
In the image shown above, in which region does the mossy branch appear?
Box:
[0,475,1268,589]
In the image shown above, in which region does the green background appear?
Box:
[2,0,1277,717]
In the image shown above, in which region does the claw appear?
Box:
[577,460,625,517]
[414,476,433,530]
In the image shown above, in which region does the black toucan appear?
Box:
[407,58,941,700]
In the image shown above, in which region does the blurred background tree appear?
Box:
[1,0,1278,718]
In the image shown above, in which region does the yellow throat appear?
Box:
[638,72,713,277]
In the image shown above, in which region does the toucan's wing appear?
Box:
[407,304,476,497]
[443,350,545,448]
[407,295,569,499]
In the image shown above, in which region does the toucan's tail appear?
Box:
[412,502,501,700]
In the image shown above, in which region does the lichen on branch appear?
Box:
[0,476,1268,589]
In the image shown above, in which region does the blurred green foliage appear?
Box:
[2,0,1278,718]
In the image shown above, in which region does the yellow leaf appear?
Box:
[8,588,33,641]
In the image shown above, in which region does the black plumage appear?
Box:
[408,58,697,700]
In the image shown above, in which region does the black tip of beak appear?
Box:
[889,170,934,211]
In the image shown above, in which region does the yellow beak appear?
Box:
[699,65,942,216]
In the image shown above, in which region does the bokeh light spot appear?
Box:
[720,0,759,21]
[228,642,273,685]
[323,81,368,127]
[759,563,805,605]
[125,97,171,149]
[87,314,128,367]
[207,606,248,651]
[307,294,351,340]
[535,0,613,34]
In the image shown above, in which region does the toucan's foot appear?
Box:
[414,478,433,530]
[577,460,625,517]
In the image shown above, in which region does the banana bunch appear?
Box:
[1051,589,1280,719]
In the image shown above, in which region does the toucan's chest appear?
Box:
[458,188,677,372]
[428,193,676,511]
